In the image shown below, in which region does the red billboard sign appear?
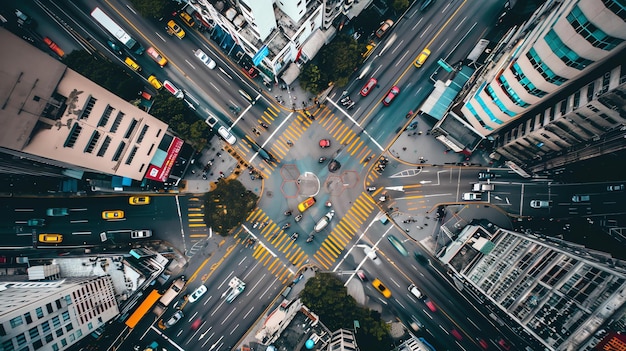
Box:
[145,137,184,182]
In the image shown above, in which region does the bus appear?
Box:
[124,290,162,328]
[91,7,144,55]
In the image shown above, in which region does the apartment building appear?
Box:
[441,225,626,350]
[327,328,358,351]
[0,29,178,182]
[0,276,119,351]
[188,0,355,83]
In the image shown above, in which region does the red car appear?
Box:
[382,86,400,106]
[191,318,202,330]
[319,139,331,148]
[451,329,463,341]
[497,339,511,351]
[360,77,377,96]
[424,298,437,312]
[478,338,489,349]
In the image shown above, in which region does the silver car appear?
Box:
[530,200,552,208]
[193,49,216,69]
[165,310,183,328]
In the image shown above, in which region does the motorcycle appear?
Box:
[284,210,292,216]
[287,140,293,147]
[306,234,315,243]
[406,110,413,118]
[252,222,259,229]
[260,122,269,129]
[290,233,299,241]
[319,157,326,163]
[366,186,376,192]
[340,96,350,103]
[281,223,291,230]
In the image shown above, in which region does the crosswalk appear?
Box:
[313,192,377,269]
[316,109,377,164]
[184,196,210,256]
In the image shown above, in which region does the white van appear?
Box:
[472,183,494,192]
[408,284,423,299]
[159,277,185,307]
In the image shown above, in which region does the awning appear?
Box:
[300,29,330,61]
[280,63,300,85]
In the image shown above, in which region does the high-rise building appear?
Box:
[327,328,358,351]
[0,276,119,351]
[0,28,182,183]
[434,0,626,174]
[440,225,626,350]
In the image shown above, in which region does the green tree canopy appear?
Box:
[299,273,391,350]
[203,179,258,235]
[128,0,168,18]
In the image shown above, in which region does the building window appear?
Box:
[96,136,111,157]
[63,124,82,148]
[52,344,59,351]
[69,334,75,342]
[110,112,125,133]
[66,323,73,332]
[16,333,26,346]
[24,313,32,324]
[84,131,101,154]
[139,163,145,172]
[52,316,60,328]
[125,146,138,165]
[526,48,568,85]
[41,321,50,334]
[36,307,44,319]
[147,144,154,155]
[2,339,14,351]
[98,105,114,127]
[112,142,126,162]
[61,338,67,347]
[56,329,63,337]
[511,62,547,97]
[88,322,93,330]
[61,311,70,322]
[65,295,72,305]
[602,0,626,21]
[78,96,97,120]
[10,316,24,328]
[29,327,39,340]
[544,29,594,70]
[137,125,149,143]
[567,6,623,50]
[76,329,82,338]
[55,300,62,310]
[124,119,138,139]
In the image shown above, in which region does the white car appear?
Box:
[530,200,552,209]
[193,49,216,69]
[462,192,482,201]
[188,285,207,303]
[131,230,152,239]
[408,284,423,299]
[218,126,237,145]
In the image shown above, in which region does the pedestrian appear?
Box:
[402,147,407,151]
[418,131,423,135]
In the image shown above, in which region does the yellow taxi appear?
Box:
[39,234,63,243]
[167,20,185,39]
[148,76,163,90]
[179,12,195,27]
[124,57,142,71]
[413,48,431,68]
[129,196,150,205]
[297,197,316,213]
[102,210,125,220]
[372,278,392,298]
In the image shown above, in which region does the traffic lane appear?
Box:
[165,244,282,347]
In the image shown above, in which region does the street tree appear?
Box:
[203,179,258,235]
[128,0,168,19]
[390,0,410,12]
[300,273,391,350]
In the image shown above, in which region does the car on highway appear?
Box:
[478,172,495,180]
[413,48,431,68]
[131,230,152,239]
[451,329,463,341]
[363,246,381,264]
[46,208,68,216]
[356,270,368,282]
[106,40,123,55]
[193,49,216,69]
[387,235,408,256]
[382,86,400,106]
[478,338,489,349]
[38,234,62,243]
[319,139,331,148]
[408,284,423,299]
[124,57,142,72]
[409,315,424,331]
[163,80,184,99]
[414,251,429,265]
[165,310,183,328]
[146,47,167,67]
[102,210,124,220]
[375,19,393,38]
[420,0,436,11]
[297,197,316,212]
[530,200,551,208]
[27,219,46,227]
[607,184,624,191]
[167,20,185,39]
[572,194,590,202]
[188,285,207,303]
[424,298,437,312]
[360,77,377,97]
[129,196,150,205]
[148,75,163,90]
[497,338,511,350]
[179,12,195,27]
[462,192,482,201]
[191,318,202,330]
[43,37,65,58]
[372,278,391,298]
[218,126,237,145]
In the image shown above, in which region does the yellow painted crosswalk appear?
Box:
[317,109,377,165]
[313,193,377,269]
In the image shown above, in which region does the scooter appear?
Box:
[319,157,327,163]
[260,122,269,129]
[406,110,413,118]
[366,186,376,192]
[340,96,350,103]
[306,234,315,243]
[291,233,299,241]
[252,222,259,229]
[284,210,292,216]
[281,223,291,230]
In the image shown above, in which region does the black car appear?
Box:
[478,172,495,180]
